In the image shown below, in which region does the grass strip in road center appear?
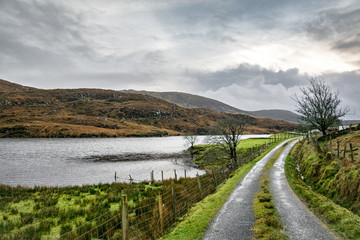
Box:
[252,145,288,240]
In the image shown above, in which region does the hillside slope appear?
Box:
[0,79,297,137]
[295,129,360,215]
[124,90,299,122]
[123,90,247,114]
[248,109,299,122]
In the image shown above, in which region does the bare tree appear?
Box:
[292,77,349,135]
[184,134,198,158]
[209,117,247,168]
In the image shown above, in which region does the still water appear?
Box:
[0,135,269,187]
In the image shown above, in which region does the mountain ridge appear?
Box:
[122,90,300,122]
[0,79,297,138]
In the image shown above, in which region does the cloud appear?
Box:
[191,63,308,92]
[190,64,360,119]
[304,3,360,67]
[324,71,360,119]
[0,0,359,119]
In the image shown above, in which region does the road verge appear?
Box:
[285,141,360,239]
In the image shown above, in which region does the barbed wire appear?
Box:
[97,219,122,239]
[57,208,114,239]
[73,212,122,240]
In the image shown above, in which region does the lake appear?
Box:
[0,135,270,187]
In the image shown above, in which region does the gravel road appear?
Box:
[203,140,292,240]
[270,140,338,240]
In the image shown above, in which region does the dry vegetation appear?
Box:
[0,79,297,138]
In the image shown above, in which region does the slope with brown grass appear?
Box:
[0,79,297,137]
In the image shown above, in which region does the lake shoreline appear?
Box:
[0,135,269,187]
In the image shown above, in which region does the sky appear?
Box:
[1,0,359,119]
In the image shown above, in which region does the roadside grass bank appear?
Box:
[301,130,360,214]
[285,141,360,239]
[160,139,291,240]
[252,144,288,240]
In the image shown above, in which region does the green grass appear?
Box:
[160,140,289,240]
[285,142,360,239]
[192,133,300,169]
[237,138,270,150]
[252,145,288,240]
[0,182,161,239]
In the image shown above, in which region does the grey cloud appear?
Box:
[305,4,360,53]
[195,67,360,118]
[323,71,360,118]
[192,64,308,91]
[334,34,360,52]
[0,35,74,72]
[0,0,95,61]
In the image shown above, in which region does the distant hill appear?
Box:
[124,90,300,122]
[248,109,299,123]
[0,79,297,138]
[342,120,360,126]
[123,90,247,114]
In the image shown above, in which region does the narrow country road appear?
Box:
[270,140,338,240]
[203,139,292,240]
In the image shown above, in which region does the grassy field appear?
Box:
[0,182,162,239]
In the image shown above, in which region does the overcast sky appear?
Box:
[1,0,359,119]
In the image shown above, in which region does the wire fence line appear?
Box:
[54,134,303,240]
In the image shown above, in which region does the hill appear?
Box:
[123,90,247,114]
[248,109,299,123]
[124,90,299,122]
[0,79,297,137]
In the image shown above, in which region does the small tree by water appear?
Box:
[208,116,247,168]
[184,134,198,158]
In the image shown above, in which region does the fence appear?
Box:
[57,134,301,240]
[308,127,359,162]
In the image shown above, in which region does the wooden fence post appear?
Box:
[171,181,177,222]
[212,171,217,188]
[121,194,129,240]
[161,170,164,182]
[159,194,164,235]
[151,170,154,184]
[221,168,226,180]
[184,169,187,179]
[337,141,340,158]
[174,169,177,181]
[343,143,347,159]
[196,173,203,199]
[350,143,354,161]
